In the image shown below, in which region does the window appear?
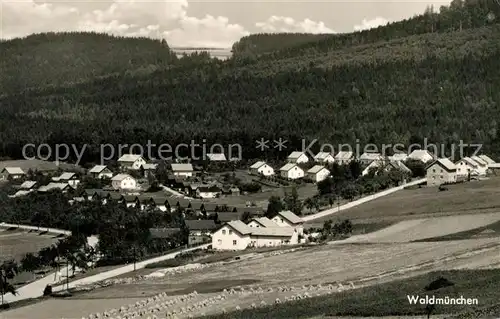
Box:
[440,175,443,179]
[229,230,233,235]
[432,169,436,173]
[222,230,226,235]
[217,239,222,245]
[233,240,237,245]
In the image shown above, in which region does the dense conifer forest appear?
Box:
[1,0,500,163]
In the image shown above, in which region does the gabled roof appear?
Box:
[250,226,295,237]
[249,217,278,228]
[275,210,304,224]
[428,158,456,172]
[457,157,478,168]
[470,156,488,167]
[314,152,333,160]
[206,153,227,161]
[20,181,37,189]
[287,151,306,159]
[12,190,33,197]
[111,173,134,181]
[250,161,267,169]
[2,167,25,175]
[142,163,158,170]
[118,154,144,162]
[334,151,353,160]
[385,160,411,173]
[307,165,329,174]
[408,150,434,161]
[57,172,76,180]
[171,163,193,171]
[185,219,218,231]
[359,152,382,160]
[38,182,69,192]
[280,163,301,172]
[89,165,109,173]
[197,186,221,193]
[478,155,496,165]
[389,153,408,161]
[224,220,252,235]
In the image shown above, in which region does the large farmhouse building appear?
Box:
[426,158,457,187]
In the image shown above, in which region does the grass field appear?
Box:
[310,177,500,224]
[0,229,60,262]
[413,220,500,242]
[5,237,499,319]
[200,269,500,318]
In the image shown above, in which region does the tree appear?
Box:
[340,183,358,201]
[283,186,303,216]
[20,253,41,274]
[1,260,18,305]
[266,196,283,217]
[304,197,314,213]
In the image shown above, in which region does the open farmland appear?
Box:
[309,177,500,225]
[0,228,60,262]
[4,237,500,319]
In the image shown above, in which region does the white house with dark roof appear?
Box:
[89,165,113,179]
[1,167,25,180]
[426,158,457,187]
[196,185,221,199]
[211,219,298,251]
[279,163,304,179]
[307,165,330,182]
[455,157,479,177]
[206,153,227,161]
[334,151,353,165]
[408,150,435,163]
[117,154,146,170]
[362,160,384,176]
[171,163,194,177]
[249,161,274,176]
[271,210,304,237]
[287,151,309,164]
[111,174,137,190]
[314,152,335,164]
[470,156,488,175]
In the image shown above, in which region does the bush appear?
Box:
[43,284,53,296]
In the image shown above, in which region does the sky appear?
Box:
[1,0,452,48]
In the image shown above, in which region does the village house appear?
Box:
[455,157,479,178]
[388,152,408,162]
[117,154,147,170]
[362,160,383,176]
[185,219,218,246]
[171,163,194,178]
[408,150,435,163]
[111,174,137,190]
[384,161,412,175]
[279,163,305,180]
[88,165,113,179]
[426,158,457,187]
[334,151,354,165]
[307,165,330,182]
[0,167,25,180]
[359,152,384,166]
[52,172,80,188]
[196,185,221,199]
[141,163,158,177]
[314,152,335,164]
[38,182,71,193]
[211,220,296,251]
[206,153,227,161]
[271,210,305,237]
[470,156,488,175]
[286,151,309,164]
[249,161,275,176]
[247,217,279,228]
[19,180,37,190]
[478,155,496,165]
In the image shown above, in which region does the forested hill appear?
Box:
[1,21,500,163]
[0,32,177,93]
[231,0,500,59]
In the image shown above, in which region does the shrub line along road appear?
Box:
[1,179,426,304]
